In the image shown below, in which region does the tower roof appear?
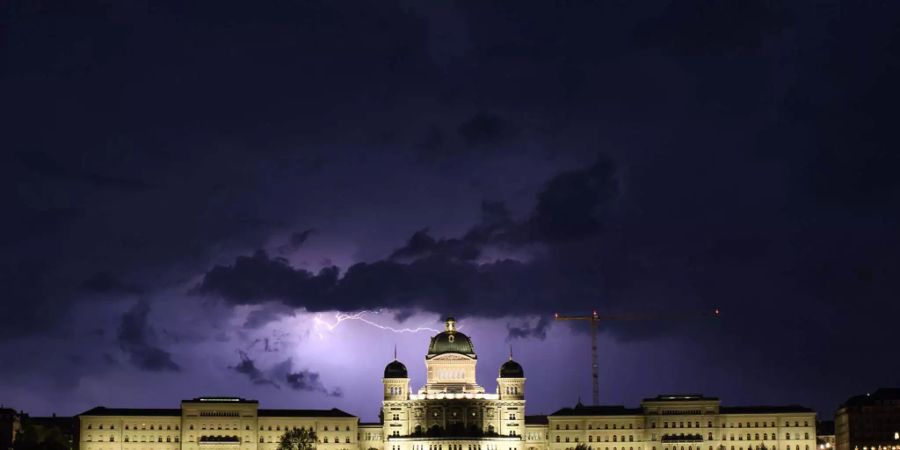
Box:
[384,360,408,378]
[499,359,524,378]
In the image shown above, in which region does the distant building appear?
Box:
[835,388,900,450]
[0,408,22,450]
[76,317,819,450]
[26,415,78,450]
[546,398,816,450]
[816,421,834,450]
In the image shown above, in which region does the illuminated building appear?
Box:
[817,421,835,450]
[77,317,818,450]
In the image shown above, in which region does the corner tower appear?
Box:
[497,349,525,400]
[383,349,410,401]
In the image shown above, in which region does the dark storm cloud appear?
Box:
[529,157,619,243]
[266,358,342,397]
[389,157,619,263]
[506,316,552,341]
[195,156,622,316]
[3,0,900,417]
[393,309,416,323]
[389,229,481,262]
[230,351,278,388]
[117,302,180,372]
[285,370,343,398]
[0,0,438,341]
[243,304,295,330]
[278,229,316,254]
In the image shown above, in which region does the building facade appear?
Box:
[77,318,817,450]
[817,421,835,450]
[79,399,357,450]
[835,388,900,450]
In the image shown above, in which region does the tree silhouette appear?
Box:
[276,427,317,450]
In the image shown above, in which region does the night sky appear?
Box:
[2,0,900,422]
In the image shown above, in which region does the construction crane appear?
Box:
[554,307,720,406]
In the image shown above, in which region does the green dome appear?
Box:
[384,360,408,378]
[427,317,476,358]
[499,359,524,378]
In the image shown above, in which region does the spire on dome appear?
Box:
[445,317,456,332]
[509,345,513,361]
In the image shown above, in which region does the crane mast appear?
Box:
[554,308,719,406]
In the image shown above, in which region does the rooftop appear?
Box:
[644,394,720,402]
[258,408,355,418]
[79,407,180,417]
[183,397,258,404]
[78,406,355,418]
[525,415,549,425]
[720,406,814,414]
[552,405,643,416]
[841,388,900,408]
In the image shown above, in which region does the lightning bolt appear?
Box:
[312,311,441,339]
